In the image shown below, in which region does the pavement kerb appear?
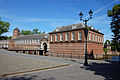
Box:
[0,64,70,77]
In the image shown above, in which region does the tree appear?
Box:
[21,30,33,35]
[104,40,110,48]
[20,29,45,35]
[107,4,120,52]
[33,29,39,34]
[0,17,10,36]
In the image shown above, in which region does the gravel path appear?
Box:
[0,49,120,80]
[0,49,63,75]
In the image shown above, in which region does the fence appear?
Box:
[48,53,103,59]
[103,54,120,61]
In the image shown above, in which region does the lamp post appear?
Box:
[79,10,93,66]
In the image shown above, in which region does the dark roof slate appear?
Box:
[49,23,103,35]
[14,27,20,31]
[12,34,49,40]
[52,23,86,32]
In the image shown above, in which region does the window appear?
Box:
[33,39,35,44]
[95,34,97,42]
[71,32,75,41]
[66,33,69,41]
[26,40,27,43]
[60,34,63,41]
[28,39,29,43]
[78,32,82,40]
[101,36,103,43]
[51,35,53,42]
[100,36,101,43]
[89,32,91,40]
[31,39,33,44]
[72,25,76,29]
[19,40,20,44]
[55,34,58,42]
[93,33,94,41]
[36,39,38,43]
[21,40,22,44]
[98,36,99,42]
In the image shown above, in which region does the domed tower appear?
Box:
[12,27,20,39]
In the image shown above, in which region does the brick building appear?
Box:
[8,28,49,55]
[49,23,104,58]
[0,40,9,49]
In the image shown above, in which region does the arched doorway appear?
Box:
[43,42,47,55]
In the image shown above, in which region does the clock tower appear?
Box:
[12,27,20,39]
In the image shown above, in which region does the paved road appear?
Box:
[0,49,120,80]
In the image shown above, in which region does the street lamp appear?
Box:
[79,10,93,66]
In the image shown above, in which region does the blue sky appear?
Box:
[0,0,120,41]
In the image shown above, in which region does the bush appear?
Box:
[104,48,108,60]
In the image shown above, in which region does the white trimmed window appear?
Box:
[36,39,38,43]
[98,36,99,43]
[102,37,103,43]
[100,36,101,43]
[21,40,22,44]
[60,34,63,41]
[51,35,53,42]
[93,33,94,41]
[55,34,58,42]
[26,40,27,43]
[71,32,75,41]
[95,34,97,42]
[33,39,35,44]
[89,32,91,40]
[66,33,69,41]
[78,32,82,40]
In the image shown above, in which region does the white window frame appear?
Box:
[66,33,69,41]
[78,32,82,40]
[89,32,91,40]
[51,35,53,42]
[98,35,99,43]
[71,32,75,41]
[55,34,58,42]
[60,34,63,41]
[93,33,94,41]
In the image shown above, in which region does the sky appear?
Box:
[0,0,120,42]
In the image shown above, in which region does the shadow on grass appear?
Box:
[0,74,56,80]
[81,61,120,80]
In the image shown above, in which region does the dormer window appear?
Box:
[56,27,59,32]
[72,25,76,29]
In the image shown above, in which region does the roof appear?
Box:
[12,34,49,40]
[14,27,20,31]
[52,23,85,32]
[49,23,104,35]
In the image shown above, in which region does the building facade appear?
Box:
[8,28,49,55]
[0,40,9,49]
[49,23,104,58]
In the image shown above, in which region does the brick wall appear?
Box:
[49,29,104,57]
[50,42,85,55]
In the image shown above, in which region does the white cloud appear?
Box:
[15,18,77,22]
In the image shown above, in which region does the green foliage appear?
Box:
[20,29,45,35]
[0,17,10,36]
[21,30,33,35]
[104,40,111,48]
[104,48,108,60]
[0,36,12,40]
[33,29,39,34]
[107,4,120,52]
